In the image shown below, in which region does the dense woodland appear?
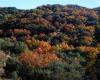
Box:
[0,4,100,80]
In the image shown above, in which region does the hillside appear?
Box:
[0,4,100,80]
[94,7,100,11]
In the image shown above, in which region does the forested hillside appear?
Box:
[0,4,100,80]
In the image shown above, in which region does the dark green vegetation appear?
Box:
[0,4,100,80]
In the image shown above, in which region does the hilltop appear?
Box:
[0,4,100,80]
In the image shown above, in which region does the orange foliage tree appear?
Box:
[19,51,61,68]
[78,46,99,71]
